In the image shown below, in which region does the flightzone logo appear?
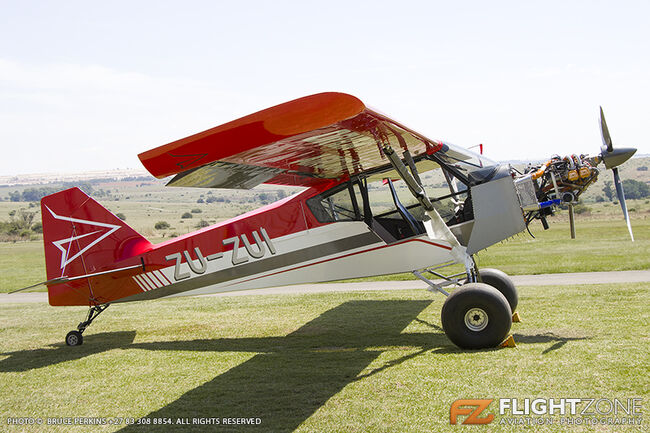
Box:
[450,398,643,426]
[450,399,494,425]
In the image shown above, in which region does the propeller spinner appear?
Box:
[598,107,637,241]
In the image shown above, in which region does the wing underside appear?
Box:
[139,92,470,188]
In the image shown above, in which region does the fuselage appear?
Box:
[46,178,459,306]
[118,183,456,303]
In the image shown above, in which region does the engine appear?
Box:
[528,154,600,203]
[512,154,600,230]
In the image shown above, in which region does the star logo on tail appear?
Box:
[45,206,121,270]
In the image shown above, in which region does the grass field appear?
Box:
[1,283,647,432]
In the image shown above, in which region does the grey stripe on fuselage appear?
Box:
[116,230,383,303]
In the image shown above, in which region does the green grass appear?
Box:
[1,284,648,432]
[0,242,46,293]
[476,215,650,274]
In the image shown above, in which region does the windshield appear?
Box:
[433,141,497,178]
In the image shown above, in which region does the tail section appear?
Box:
[41,187,152,305]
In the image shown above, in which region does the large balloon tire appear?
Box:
[479,268,518,313]
[441,283,512,349]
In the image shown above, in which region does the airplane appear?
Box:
[13,93,637,349]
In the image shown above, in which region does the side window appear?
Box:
[307,184,360,223]
[433,171,472,225]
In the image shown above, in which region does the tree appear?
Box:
[602,181,613,201]
[195,219,210,229]
[154,221,170,230]
[13,209,35,230]
[181,212,193,219]
[116,213,126,221]
[21,187,57,201]
[0,209,37,237]
[622,179,650,199]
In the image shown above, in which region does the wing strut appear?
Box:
[381,145,476,279]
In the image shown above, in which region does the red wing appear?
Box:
[138,92,443,188]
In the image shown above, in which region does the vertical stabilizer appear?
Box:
[41,188,152,304]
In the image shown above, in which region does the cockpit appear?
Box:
[306,146,498,246]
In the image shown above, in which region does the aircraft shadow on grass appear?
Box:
[118,300,438,432]
[117,303,589,432]
[0,331,136,372]
[0,300,590,432]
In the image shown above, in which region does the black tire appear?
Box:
[479,268,518,312]
[66,330,83,346]
[441,283,512,349]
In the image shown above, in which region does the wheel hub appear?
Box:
[464,308,488,331]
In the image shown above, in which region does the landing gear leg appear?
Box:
[65,304,110,346]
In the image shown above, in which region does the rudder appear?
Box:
[41,187,152,284]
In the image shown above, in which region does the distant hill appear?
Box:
[0,168,152,187]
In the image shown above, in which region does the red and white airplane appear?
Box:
[20,93,636,349]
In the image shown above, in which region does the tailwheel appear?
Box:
[64,304,110,346]
[65,330,83,346]
[441,283,512,349]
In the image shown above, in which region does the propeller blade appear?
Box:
[599,106,613,153]
[612,167,634,241]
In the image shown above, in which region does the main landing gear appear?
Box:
[414,263,519,349]
[477,268,518,313]
[65,304,110,346]
[441,283,512,349]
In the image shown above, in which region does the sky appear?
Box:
[1,0,649,175]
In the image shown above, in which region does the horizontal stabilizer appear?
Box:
[9,263,145,294]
